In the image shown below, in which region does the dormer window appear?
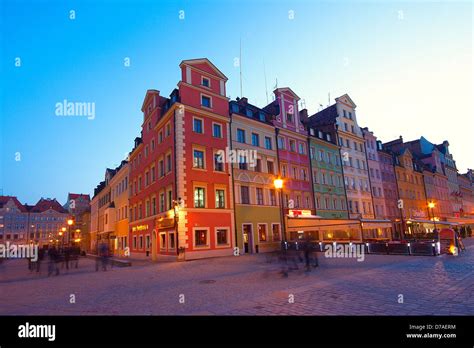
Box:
[259,112,265,122]
[326,134,331,142]
[318,131,323,139]
[246,109,253,117]
[202,77,210,88]
[310,129,315,136]
[231,103,239,113]
[286,112,293,123]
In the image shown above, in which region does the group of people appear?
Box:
[28,246,81,276]
[278,238,319,277]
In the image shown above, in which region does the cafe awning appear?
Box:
[360,219,393,229]
[286,217,360,232]
[446,217,474,225]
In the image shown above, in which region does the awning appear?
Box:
[360,221,393,229]
[407,219,459,226]
[286,217,360,232]
[446,217,474,225]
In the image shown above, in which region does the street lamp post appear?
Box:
[174,201,180,256]
[273,177,287,243]
[428,202,438,233]
[67,218,74,247]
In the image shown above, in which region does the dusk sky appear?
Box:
[1,0,472,205]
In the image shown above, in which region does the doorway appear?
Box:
[242,224,253,254]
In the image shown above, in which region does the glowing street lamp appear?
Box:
[274,177,286,243]
[428,201,438,241]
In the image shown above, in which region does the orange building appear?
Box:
[384,140,428,236]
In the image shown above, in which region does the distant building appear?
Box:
[0,196,68,247]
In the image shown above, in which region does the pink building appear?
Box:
[263,88,313,213]
[362,127,387,219]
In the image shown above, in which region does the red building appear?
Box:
[129,58,234,260]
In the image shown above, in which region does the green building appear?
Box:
[308,127,349,219]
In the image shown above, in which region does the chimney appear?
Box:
[299,108,308,122]
[238,97,248,105]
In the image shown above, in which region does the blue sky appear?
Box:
[1,0,472,204]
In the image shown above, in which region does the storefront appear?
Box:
[286,214,362,242]
[360,219,393,241]
[405,219,459,239]
[155,216,177,256]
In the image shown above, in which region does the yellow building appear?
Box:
[109,161,130,256]
[90,160,129,255]
[230,98,282,254]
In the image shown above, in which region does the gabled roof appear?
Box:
[335,94,357,108]
[0,196,28,212]
[141,89,160,112]
[274,87,300,101]
[179,58,228,81]
[68,193,90,202]
[29,198,67,214]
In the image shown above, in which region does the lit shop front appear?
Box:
[286,210,362,242]
[286,210,394,242]
[360,219,393,241]
[404,219,459,239]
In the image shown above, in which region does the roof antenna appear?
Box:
[239,38,243,98]
[263,59,269,104]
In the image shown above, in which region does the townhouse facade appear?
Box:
[264,88,314,216]
[307,125,348,219]
[230,97,282,254]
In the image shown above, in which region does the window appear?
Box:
[286,111,293,123]
[193,150,205,169]
[201,95,211,108]
[269,189,276,206]
[194,229,208,247]
[166,190,173,210]
[256,188,264,205]
[265,136,272,150]
[267,161,274,174]
[269,224,281,242]
[276,138,286,152]
[166,123,171,137]
[241,186,250,204]
[159,193,165,212]
[193,118,203,133]
[194,187,205,208]
[139,235,143,249]
[238,156,248,170]
[255,159,262,172]
[298,143,305,154]
[159,160,164,177]
[152,197,157,215]
[214,153,224,171]
[237,129,246,143]
[258,224,267,242]
[213,123,222,138]
[215,189,225,208]
[216,228,228,245]
[252,133,260,147]
[133,236,137,249]
[169,232,176,249]
[289,140,296,152]
[166,154,172,173]
[202,77,210,87]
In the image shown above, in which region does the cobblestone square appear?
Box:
[1,239,473,316]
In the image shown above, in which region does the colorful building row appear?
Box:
[88,58,474,260]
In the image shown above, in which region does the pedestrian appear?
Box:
[36,248,44,274]
[48,247,59,276]
[64,247,70,270]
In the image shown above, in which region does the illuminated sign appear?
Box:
[132,225,149,232]
[288,210,312,218]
